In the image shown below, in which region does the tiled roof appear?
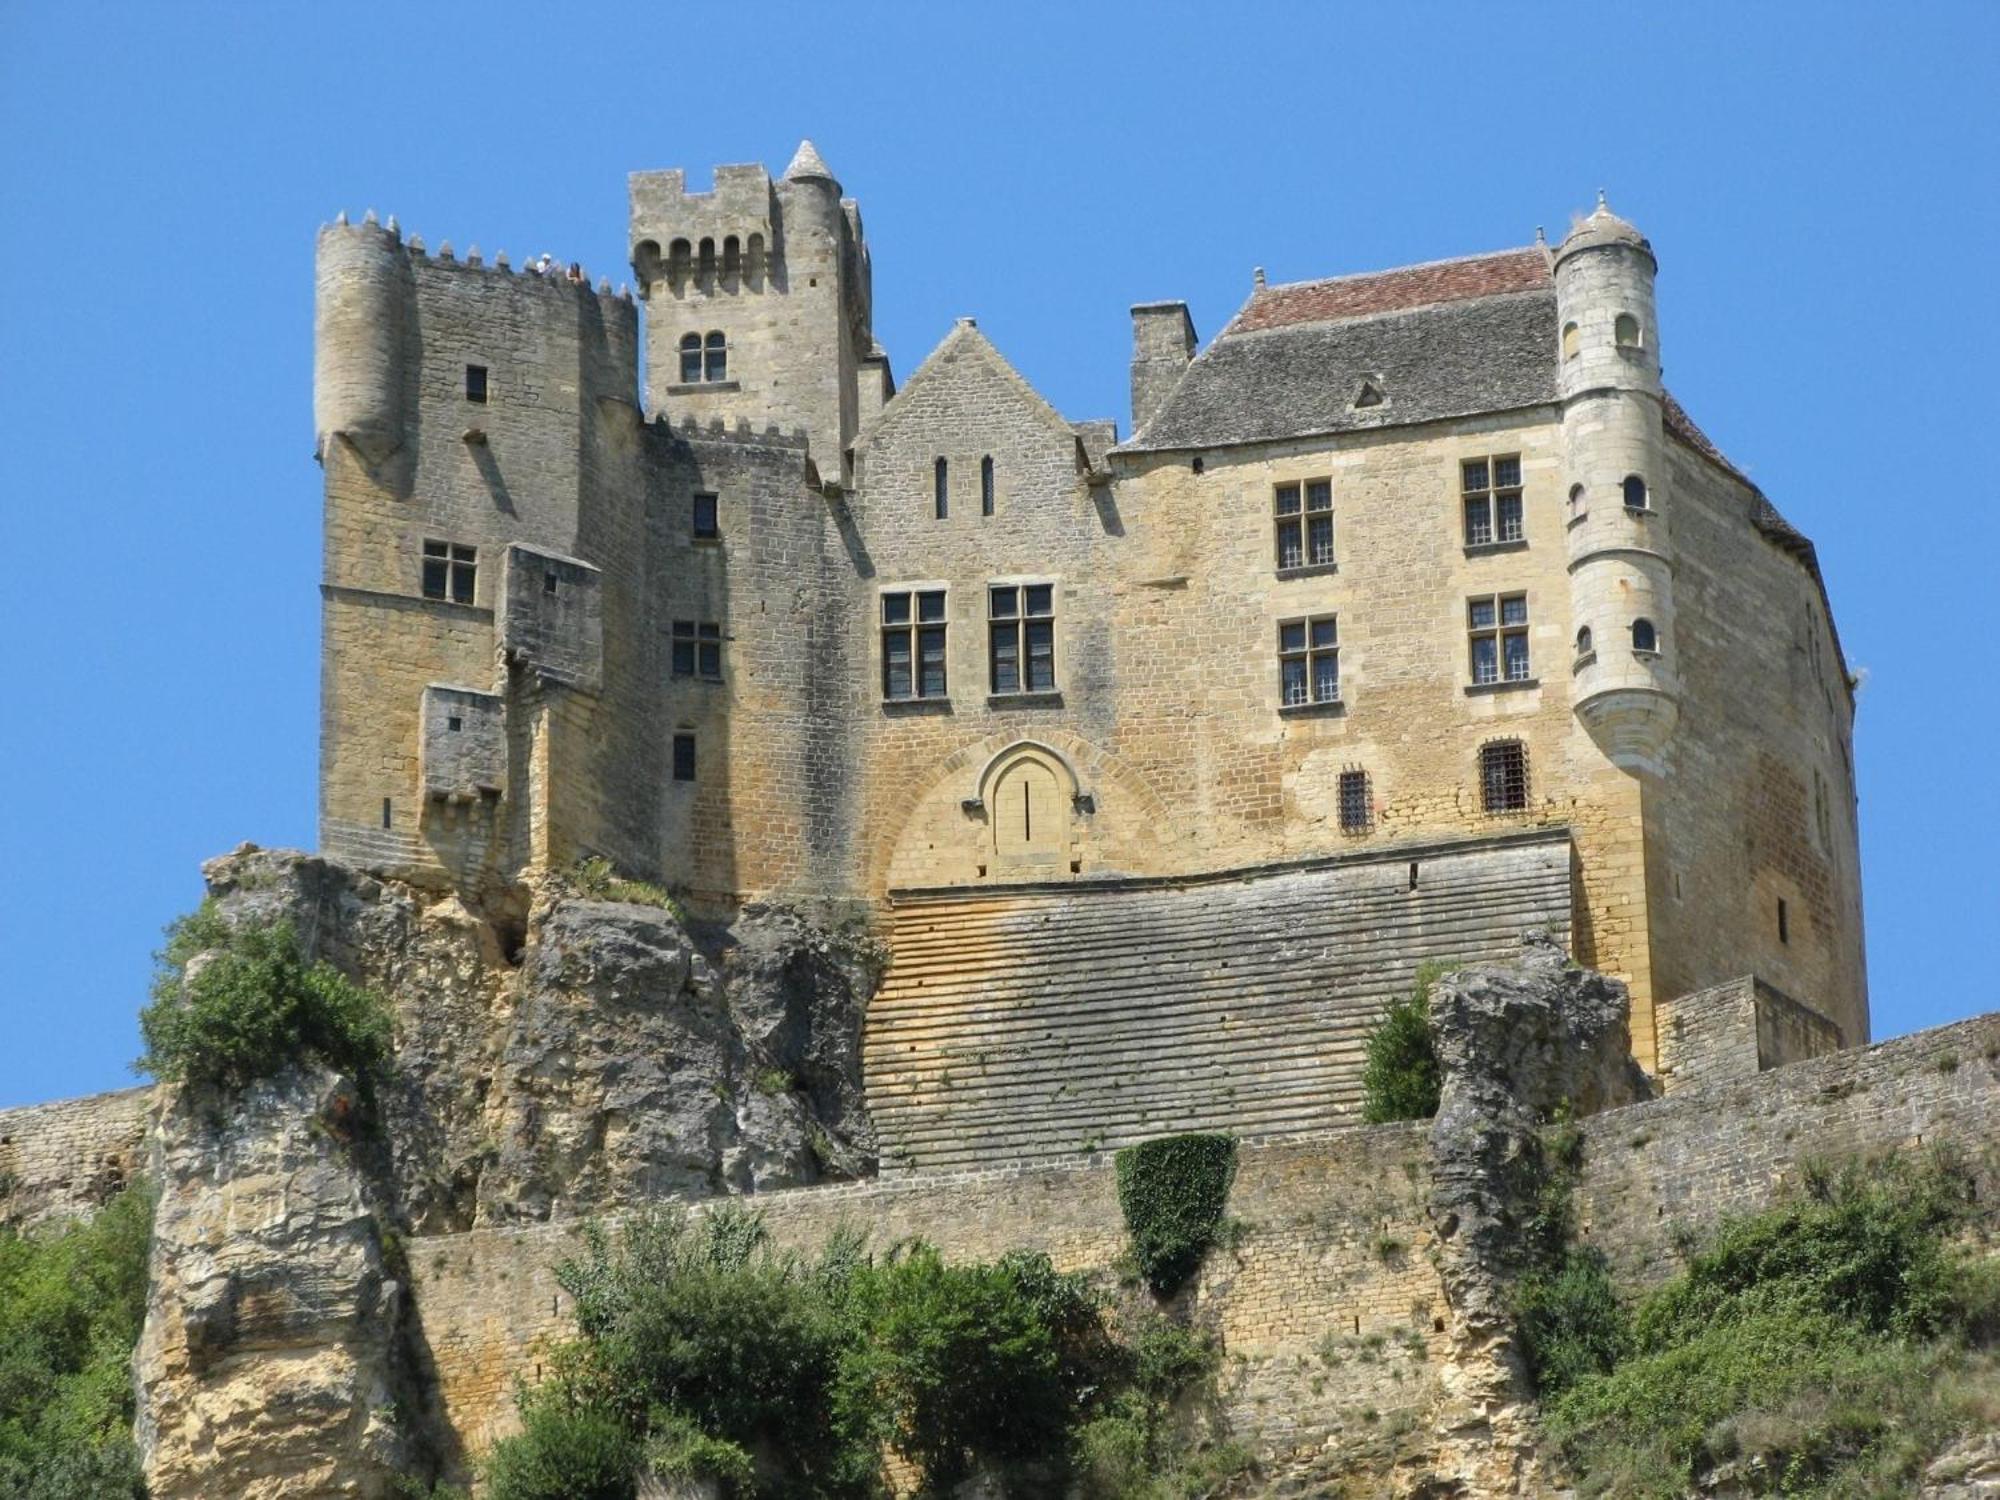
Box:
[1227,249,1551,334]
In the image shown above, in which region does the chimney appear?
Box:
[1129,301,1197,437]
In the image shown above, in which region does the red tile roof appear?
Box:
[1227,248,1552,334]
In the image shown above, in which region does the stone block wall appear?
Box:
[0,1086,150,1230]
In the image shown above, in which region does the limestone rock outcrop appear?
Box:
[134,1068,416,1499]
[1418,930,1650,1496]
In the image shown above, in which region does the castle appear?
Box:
[313,143,1864,1160]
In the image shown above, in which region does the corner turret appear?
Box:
[314,215,414,465]
[1556,194,1680,775]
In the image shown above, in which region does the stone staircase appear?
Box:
[865,829,1572,1175]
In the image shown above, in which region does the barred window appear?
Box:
[1337,769,1372,832]
[672,733,696,782]
[1469,592,1531,684]
[692,493,719,540]
[421,540,476,604]
[1462,455,1524,546]
[1274,478,1334,569]
[989,583,1055,694]
[1479,740,1529,813]
[883,589,948,700]
[1279,614,1340,706]
[671,621,722,679]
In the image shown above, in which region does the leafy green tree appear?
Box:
[1359,960,1451,1123]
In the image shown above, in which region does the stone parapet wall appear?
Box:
[1655,973,1845,1093]
[0,1085,151,1230]
[403,1009,2000,1484]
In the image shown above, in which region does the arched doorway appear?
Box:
[981,743,1075,879]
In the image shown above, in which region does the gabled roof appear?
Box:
[856,318,1078,455]
[1226,248,1552,334]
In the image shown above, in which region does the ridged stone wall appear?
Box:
[867,829,1574,1174]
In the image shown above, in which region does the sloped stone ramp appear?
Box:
[866,828,1574,1175]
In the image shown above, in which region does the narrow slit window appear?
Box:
[1337,769,1372,832]
[934,457,949,520]
[1479,740,1529,813]
[1576,625,1593,658]
[1468,592,1530,684]
[1777,897,1789,945]
[672,733,696,782]
[421,540,477,604]
[1278,614,1340,706]
[381,796,392,830]
[882,589,948,700]
[989,583,1055,694]
[980,455,995,517]
[465,364,488,403]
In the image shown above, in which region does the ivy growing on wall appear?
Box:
[1114,1133,1238,1297]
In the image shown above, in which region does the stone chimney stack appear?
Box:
[1129,301,1197,437]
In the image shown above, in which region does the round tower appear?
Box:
[314,214,411,464]
[1557,196,1679,775]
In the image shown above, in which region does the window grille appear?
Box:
[1463,455,1524,545]
[1278,615,1339,706]
[1274,478,1334,569]
[989,583,1055,694]
[883,589,948,700]
[421,540,476,604]
[1337,770,1372,832]
[1479,740,1529,813]
[1468,593,1530,684]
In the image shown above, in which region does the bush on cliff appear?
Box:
[1114,1133,1238,1297]
[486,1203,1225,1499]
[136,902,391,1092]
[1544,1152,2000,1497]
[1359,960,1450,1124]
[0,1184,153,1500]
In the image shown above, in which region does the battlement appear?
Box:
[321,211,636,305]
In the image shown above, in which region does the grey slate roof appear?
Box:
[1118,288,1559,453]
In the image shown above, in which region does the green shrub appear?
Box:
[1544,1153,2000,1498]
[136,905,391,1092]
[1359,960,1451,1123]
[0,1184,154,1500]
[568,858,684,920]
[484,1395,640,1500]
[1115,1134,1238,1296]
[1514,1246,1627,1399]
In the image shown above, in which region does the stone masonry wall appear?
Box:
[0,1086,150,1230]
[400,1009,2000,1487]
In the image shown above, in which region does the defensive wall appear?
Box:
[0,1085,150,1231]
[404,1008,2000,1478]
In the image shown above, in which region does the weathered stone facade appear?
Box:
[313,146,1863,1089]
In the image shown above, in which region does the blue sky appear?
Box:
[1,3,1994,1107]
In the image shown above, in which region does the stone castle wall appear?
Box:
[402,1009,2000,1482]
[0,1086,150,1230]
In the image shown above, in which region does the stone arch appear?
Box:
[874,729,1187,897]
[980,743,1077,879]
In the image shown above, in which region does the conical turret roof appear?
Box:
[784,139,837,186]
[1558,191,1651,259]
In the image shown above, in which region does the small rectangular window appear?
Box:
[1337,770,1372,832]
[883,590,948,700]
[381,796,392,829]
[1479,741,1529,813]
[421,539,476,604]
[1274,477,1334,570]
[1468,592,1530,684]
[465,364,488,403]
[672,733,696,782]
[447,715,463,732]
[1462,453,1525,547]
[1278,614,1339,706]
[692,493,719,540]
[1777,897,1790,945]
[989,582,1056,693]
[543,570,559,596]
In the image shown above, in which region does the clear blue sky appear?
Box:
[1,3,1994,1107]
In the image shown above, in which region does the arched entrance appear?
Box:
[980,743,1076,879]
